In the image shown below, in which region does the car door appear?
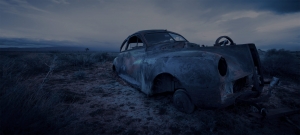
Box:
[114,39,129,74]
[121,34,146,86]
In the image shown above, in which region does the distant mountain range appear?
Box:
[0,46,87,52]
[0,37,118,52]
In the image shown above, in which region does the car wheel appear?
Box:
[173,89,194,113]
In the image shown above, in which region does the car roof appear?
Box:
[133,29,174,35]
[128,29,188,43]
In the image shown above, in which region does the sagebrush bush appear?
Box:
[0,53,53,77]
[93,52,109,62]
[0,53,74,134]
[55,52,111,70]
[73,70,86,79]
[22,54,52,74]
[261,49,300,80]
[0,83,77,134]
[0,53,52,91]
[0,57,24,79]
[54,52,115,72]
[0,84,57,134]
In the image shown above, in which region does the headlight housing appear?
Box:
[218,57,227,76]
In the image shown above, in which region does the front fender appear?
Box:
[140,50,222,100]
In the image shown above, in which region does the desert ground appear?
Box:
[0,50,299,135]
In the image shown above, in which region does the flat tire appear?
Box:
[173,89,195,113]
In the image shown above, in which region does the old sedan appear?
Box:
[113,29,266,113]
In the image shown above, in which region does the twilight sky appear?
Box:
[0,0,299,51]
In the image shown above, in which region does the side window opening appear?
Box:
[127,36,144,50]
[169,33,186,41]
[137,42,143,47]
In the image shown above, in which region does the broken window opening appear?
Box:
[127,36,144,50]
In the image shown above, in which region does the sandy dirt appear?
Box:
[39,61,300,135]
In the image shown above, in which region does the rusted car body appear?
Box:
[113,29,265,113]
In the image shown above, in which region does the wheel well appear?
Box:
[151,73,181,94]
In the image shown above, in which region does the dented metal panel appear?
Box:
[113,29,265,109]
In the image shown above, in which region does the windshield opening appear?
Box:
[144,32,187,45]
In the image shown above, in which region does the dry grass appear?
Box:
[261,49,300,81]
[0,51,113,134]
[0,50,299,135]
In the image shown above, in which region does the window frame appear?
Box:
[120,39,129,52]
[125,35,145,51]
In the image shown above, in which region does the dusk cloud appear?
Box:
[0,0,299,51]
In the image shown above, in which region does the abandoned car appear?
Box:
[113,29,268,113]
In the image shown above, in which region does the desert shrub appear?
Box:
[93,52,109,62]
[60,89,85,103]
[106,53,117,61]
[0,53,53,79]
[0,57,22,94]
[0,54,74,134]
[0,57,24,79]
[23,54,52,74]
[73,70,86,79]
[55,52,114,71]
[74,53,97,66]
[261,49,300,80]
[56,53,97,68]
[54,54,69,71]
[0,83,67,134]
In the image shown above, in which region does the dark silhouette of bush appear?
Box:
[0,83,77,134]
[0,53,52,78]
[93,52,109,62]
[73,70,86,79]
[261,49,300,80]
[56,53,96,67]
[23,55,51,74]
[54,52,115,71]
[0,85,55,134]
